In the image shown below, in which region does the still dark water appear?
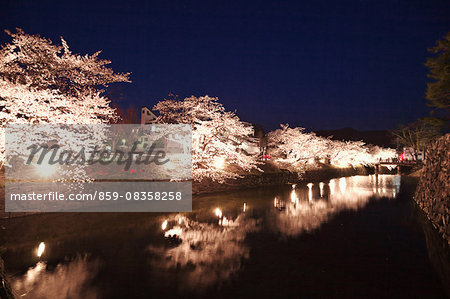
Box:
[2,175,449,298]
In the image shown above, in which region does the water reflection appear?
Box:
[339,177,347,194]
[147,175,400,291]
[37,242,45,258]
[329,179,335,196]
[161,219,168,230]
[307,183,313,202]
[319,182,324,197]
[10,255,98,299]
[148,212,260,291]
[269,175,400,237]
[6,174,420,297]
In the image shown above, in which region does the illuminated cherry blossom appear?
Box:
[0,29,130,167]
[154,96,261,182]
[268,124,395,172]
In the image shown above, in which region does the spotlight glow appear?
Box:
[213,157,226,169]
[34,158,57,177]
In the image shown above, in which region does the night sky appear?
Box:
[1,0,449,131]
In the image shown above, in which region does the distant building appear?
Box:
[237,122,264,155]
[239,138,260,155]
[141,106,158,124]
[138,107,189,154]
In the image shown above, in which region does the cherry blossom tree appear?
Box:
[267,124,330,172]
[326,140,370,166]
[0,29,130,168]
[153,96,261,182]
[366,145,397,163]
[326,140,396,166]
[0,28,130,98]
[268,124,395,171]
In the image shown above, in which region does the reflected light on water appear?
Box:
[270,175,399,237]
[134,175,404,293]
[161,220,168,230]
[37,242,45,258]
[307,183,313,202]
[11,256,98,299]
[8,174,408,297]
[147,212,259,292]
[319,182,324,197]
[393,175,401,190]
[329,180,335,196]
[339,177,347,194]
[290,189,298,203]
[26,261,45,282]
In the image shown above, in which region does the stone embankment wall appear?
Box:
[0,257,14,299]
[415,134,450,244]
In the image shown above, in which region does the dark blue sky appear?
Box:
[1,0,449,131]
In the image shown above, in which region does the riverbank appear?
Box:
[0,163,396,218]
[415,134,450,245]
[0,166,394,253]
[192,162,390,195]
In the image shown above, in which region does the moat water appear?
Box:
[1,174,449,298]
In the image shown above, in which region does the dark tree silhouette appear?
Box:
[424,32,450,131]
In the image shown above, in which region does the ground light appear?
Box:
[37,242,45,258]
[34,158,57,177]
